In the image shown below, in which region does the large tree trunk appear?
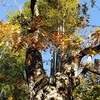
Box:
[25,46,80,100]
[25,44,100,100]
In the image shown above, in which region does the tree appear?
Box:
[0,21,28,99]
[0,0,100,100]
[25,0,100,99]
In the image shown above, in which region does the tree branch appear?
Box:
[80,67,100,75]
[76,44,100,62]
[30,0,37,16]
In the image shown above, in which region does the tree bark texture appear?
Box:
[25,46,80,100]
[25,44,100,100]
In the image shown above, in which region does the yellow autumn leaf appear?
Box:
[0,74,3,79]
[88,33,92,38]
[90,50,97,55]
[61,41,65,45]
[64,38,71,42]
[8,95,13,100]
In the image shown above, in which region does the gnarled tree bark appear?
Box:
[25,44,100,100]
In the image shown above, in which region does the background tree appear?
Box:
[0,21,28,99]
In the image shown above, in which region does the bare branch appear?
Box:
[80,67,100,75]
[13,0,21,12]
[76,44,100,62]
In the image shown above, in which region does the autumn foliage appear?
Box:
[0,0,100,99]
